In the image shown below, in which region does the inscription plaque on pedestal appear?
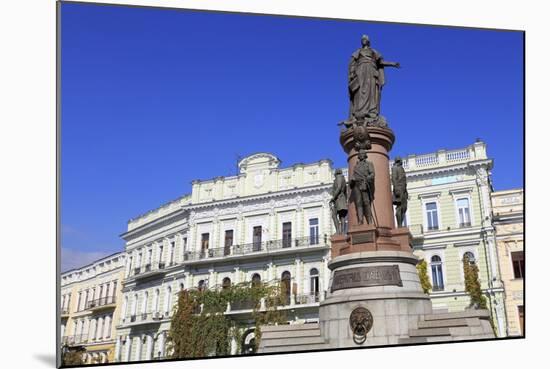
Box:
[351,231,375,244]
[331,265,402,292]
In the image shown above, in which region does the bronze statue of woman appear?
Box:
[348,35,400,123]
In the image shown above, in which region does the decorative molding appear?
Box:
[421,243,448,250]
[453,240,480,248]
[417,191,441,199]
[190,190,326,222]
[186,184,330,211]
[449,187,474,196]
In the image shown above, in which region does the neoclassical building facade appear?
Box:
[114,153,334,361]
[61,141,515,364]
[403,140,506,336]
[491,188,524,336]
[60,252,126,364]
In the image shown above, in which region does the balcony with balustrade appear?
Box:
[185,287,321,316]
[390,141,489,173]
[60,307,70,318]
[61,334,88,346]
[182,235,329,266]
[119,311,171,328]
[85,295,117,312]
[126,262,170,283]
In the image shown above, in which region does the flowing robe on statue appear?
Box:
[348,47,385,121]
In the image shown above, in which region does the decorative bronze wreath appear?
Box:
[349,307,373,345]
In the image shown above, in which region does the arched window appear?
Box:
[241,329,256,355]
[281,271,291,305]
[309,268,320,297]
[145,334,154,361]
[222,277,231,290]
[131,294,138,318]
[179,283,184,291]
[198,280,205,292]
[157,332,166,359]
[122,296,128,319]
[251,273,261,287]
[153,289,160,313]
[430,255,444,291]
[142,291,149,315]
[126,336,132,362]
[463,251,476,264]
[164,286,172,315]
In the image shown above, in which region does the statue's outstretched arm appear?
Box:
[380,60,400,68]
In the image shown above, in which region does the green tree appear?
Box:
[463,255,487,309]
[167,282,287,359]
[416,259,432,294]
[61,347,85,366]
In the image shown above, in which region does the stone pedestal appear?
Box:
[331,225,412,257]
[340,126,396,234]
[320,125,432,347]
[257,122,495,354]
[319,251,432,347]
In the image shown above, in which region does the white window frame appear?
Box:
[309,267,320,296]
[157,241,164,264]
[196,222,213,251]
[510,250,525,280]
[309,218,320,244]
[419,192,442,232]
[425,251,446,291]
[146,247,153,266]
[246,215,268,243]
[169,238,176,265]
[164,285,172,315]
[281,221,293,247]
[142,291,149,315]
[424,201,441,231]
[450,188,474,229]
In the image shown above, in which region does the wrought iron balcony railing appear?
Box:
[62,334,88,346]
[85,295,116,310]
[132,262,166,277]
[183,235,328,262]
[230,299,259,311]
[295,293,320,305]
[121,311,167,325]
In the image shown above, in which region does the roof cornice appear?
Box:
[184,183,331,212]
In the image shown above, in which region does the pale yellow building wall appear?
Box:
[492,189,524,336]
[398,141,506,335]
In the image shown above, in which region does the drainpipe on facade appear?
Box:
[471,163,502,337]
[489,198,510,337]
[487,175,509,336]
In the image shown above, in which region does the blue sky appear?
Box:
[60,3,523,271]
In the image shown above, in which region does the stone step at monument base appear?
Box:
[398,309,495,345]
[260,343,331,354]
[259,323,330,353]
[397,336,452,344]
[417,318,468,329]
[259,311,495,352]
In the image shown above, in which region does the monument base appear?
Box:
[331,225,412,258]
[319,250,432,347]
